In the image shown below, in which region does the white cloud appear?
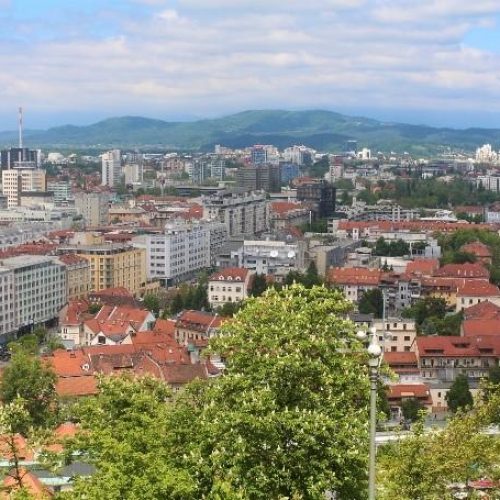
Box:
[1,0,500,124]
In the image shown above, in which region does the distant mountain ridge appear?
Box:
[2,109,500,154]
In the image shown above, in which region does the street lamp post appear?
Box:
[357,326,382,500]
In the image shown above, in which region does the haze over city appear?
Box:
[2,0,500,129]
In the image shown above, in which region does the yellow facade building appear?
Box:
[63,244,147,295]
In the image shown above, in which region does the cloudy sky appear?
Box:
[1,0,500,129]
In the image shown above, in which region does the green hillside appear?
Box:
[2,109,500,153]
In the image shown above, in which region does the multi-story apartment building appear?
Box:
[47,181,72,204]
[296,179,336,218]
[202,190,268,237]
[60,244,146,294]
[57,254,91,301]
[236,164,281,193]
[145,221,212,286]
[0,255,67,334]
[208,268,253,309]
[1,169,46,208]
[1,147,39,170]
[101,149,122,188]
[373,318,417,353]
[74,191,111,227]
[0,266,15,338]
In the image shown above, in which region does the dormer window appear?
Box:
[227,276,233,281]
[235,277,241,281]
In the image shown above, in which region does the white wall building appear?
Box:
[208,267,253,309]
[74,191,111,227]
[0,267,15,338]
[101,149,122,188]
[0,255,67,338]
[145,220,212,285]
[202,190,269,237]
[242,239,300,276]
[124,163,143,185]
[1,169,46,208]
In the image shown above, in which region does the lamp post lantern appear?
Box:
[357,326,383,500]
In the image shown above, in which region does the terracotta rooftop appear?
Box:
[417,335,500,357]
[270,201,308,216]
[383,351,418,366]
[433,262,490,279]
[177,310,223,330]
[209,267,250,281]
[1,468,52,499]
[460,241,492,258]
[406,259,439,277]
[56,376,99,398]
[388,384,431,400]
[58,253,89,266]
[457,281,500,297]
[90,287,134,299]
[462,319,500,337]
[328,267,381,286]
[464,300,500,320]
[153,319,176,336]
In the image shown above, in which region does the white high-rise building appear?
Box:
[1,169,46,208]
[0,255,67,339]
[74,191,111,227]
[124,163,143,185]
[145,220,227,285]
[101,149,122,187]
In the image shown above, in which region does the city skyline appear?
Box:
[1,0,500,129]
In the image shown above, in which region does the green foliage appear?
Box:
[217,301,243,317]
[201,285,369,498]
[0,350,58,433]
[378,394,500,499]
[283,265,324,289]
[298,218,329,233]
[358,288,384,318]
[333,178,354,190]
[374,237,410,257]
[308,155,330,177]
[9,334,40,355]
[142,294,160,316]
[402,297,449,334]
[446,374,473,413]
[440,250,477,265]
[65,375,197,500]
[88,303,101,315]
[168,283,210,316]
[401,398,422,422]
[419,311,463,336]
[250,273,268,298]
[378,177,500,209]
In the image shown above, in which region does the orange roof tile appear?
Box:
[209,267,250,281]
[2,468,52,499]
[383,352,417,365]
[462,319,500,337]
[388,384,431,400]
[457,281,500,297]
[328,267,381,286]
[56,376,99,397]
[153,319,176,335]
[434,262,490,279]
[177,310,223,330]
[460,241,492,258]
[406,259,439,276]
[464,300,500,320]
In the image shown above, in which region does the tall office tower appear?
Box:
[101,149,122,187]
[1,169,46,208]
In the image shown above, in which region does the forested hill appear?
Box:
[2,109,500,153]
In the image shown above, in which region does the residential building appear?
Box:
[2,169,46,208]
[0,266,15,338]
[1,147,39,170]
[374,318,417,353]
[74,191,111,227]
[47,181,72,204]
[57,254,91,301]
[0,255,67,335]
[460,241,493,265]
[202,190,269,237]
[123,163,143,186]
[416,335,500,382]
[382,352,420,384]
[387,384,433,418]
[61,243,147,294]
[328,267,381,302]
[236,164,281,193]
[101,149,122,188]
[208,267,253,309]
[269,201,310,230]
[456,281,500,312]
[296,179,336,218]
[175,310,223,345]
[145,220,213,286]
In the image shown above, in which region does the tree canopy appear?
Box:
[446,373,473,413]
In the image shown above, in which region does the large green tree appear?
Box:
[65,376,197,499]
[0,349,58,432]
[446,373,473,413]
[358,288,384,318]
[194,285,370,499]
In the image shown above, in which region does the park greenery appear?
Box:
[373,237,410,257]
[446,374,474,413]
[358,289,384,318]
[0,285,498,498]
[402,297,463,336]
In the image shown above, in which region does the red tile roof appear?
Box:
[462,319,500,337]
[464,300,500,320]
[406,259,439,276]
[338,220,496,233]
[62,300,90,325]
[58,253,89,266]
[457,281,500,297]
[328,267,381,286]
[153,318,176,335]
[56,376,99,397]
[91,287,134,299]
[209,267,250,281]
[1,468,51,499]
[177,310,223,330]
[417,335,500,357]
[0,243,58,259]
[270,201,307,215]
[388,384,431,400]
[383,351,417,366]
[434,263,490,279]
[460,241,492,258]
